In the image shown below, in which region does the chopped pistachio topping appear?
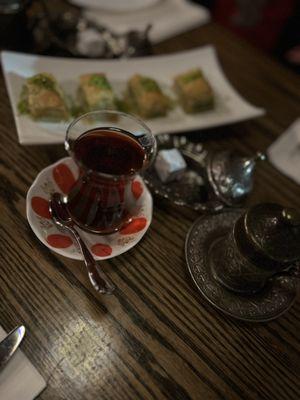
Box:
[181,70,203,84]
[140,77,160,92]
[18,85,29,114]
[18,98,29,114]
[89,75,111,89]
[28,74,55,90]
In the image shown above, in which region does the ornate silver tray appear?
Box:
[143,134,224,212]
[185,210,297,322]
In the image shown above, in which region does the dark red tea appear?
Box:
[73,128,145,175]
[67,128,145,234]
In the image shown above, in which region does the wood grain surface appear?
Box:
[0,22,299,400]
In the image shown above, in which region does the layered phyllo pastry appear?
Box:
[174,69,214,113]
[18,73,69,120]
[125,74,170,119]
[78,73,117,112]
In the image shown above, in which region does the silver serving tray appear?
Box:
[143,134,224,212]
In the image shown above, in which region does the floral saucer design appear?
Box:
[26,157,153,260]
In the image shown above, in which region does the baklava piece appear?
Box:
[18,73,69,120]
[78,73,117,112]
[174,69,214,113]
[125,74,170,119]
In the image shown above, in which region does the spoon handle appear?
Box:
[71,228,115,294]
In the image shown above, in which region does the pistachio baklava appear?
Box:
[78,73,117,112]
[125,74,170,119]
[18,73,69,121]
[174,69,214,113]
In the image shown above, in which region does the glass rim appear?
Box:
[65,109,155,179]
[65,109,152,146]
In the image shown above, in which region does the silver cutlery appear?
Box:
[0,325,25,373]
[49,192,115,294]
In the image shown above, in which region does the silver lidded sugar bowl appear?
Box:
[211,203,300,295]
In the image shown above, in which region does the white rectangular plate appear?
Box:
[1,46,265,145]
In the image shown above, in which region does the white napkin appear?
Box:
[0,327,46,400]
[267,118,300,185]
[83,0,211,43]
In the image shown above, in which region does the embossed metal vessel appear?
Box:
[143,134,224,212]
[211,203,300,294]
[206,151,265,206]
[185,209,298,322]
[144,135,265,212]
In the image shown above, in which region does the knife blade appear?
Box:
[0,325,26,372]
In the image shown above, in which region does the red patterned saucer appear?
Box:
[26,157,153,260]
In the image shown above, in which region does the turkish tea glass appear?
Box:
[65,110,156,234]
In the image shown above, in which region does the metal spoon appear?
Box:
[49,192,115,294]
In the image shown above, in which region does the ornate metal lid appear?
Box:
[243,203,300,264]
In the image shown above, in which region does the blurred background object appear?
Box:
[0,0,154,57]
[78,0,210,44]
[0,0,33,52]
[1,0,300,72]
[193,0,300,73]
[69,0,161,13]
[28,0,153,57]
[0,0,210,58]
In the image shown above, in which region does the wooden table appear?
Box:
[0,22,299,400]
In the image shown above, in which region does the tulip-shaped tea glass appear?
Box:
[65,110,156,234]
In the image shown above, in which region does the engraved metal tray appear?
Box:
[143,134,224,212]
[185,209,297,322]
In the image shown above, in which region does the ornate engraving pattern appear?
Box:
[143,133,224,212]
[211,229,273,293]
[185,210,297,322]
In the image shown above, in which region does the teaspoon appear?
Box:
[49,192,115,295]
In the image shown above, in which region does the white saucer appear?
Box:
[26,157,153,260]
